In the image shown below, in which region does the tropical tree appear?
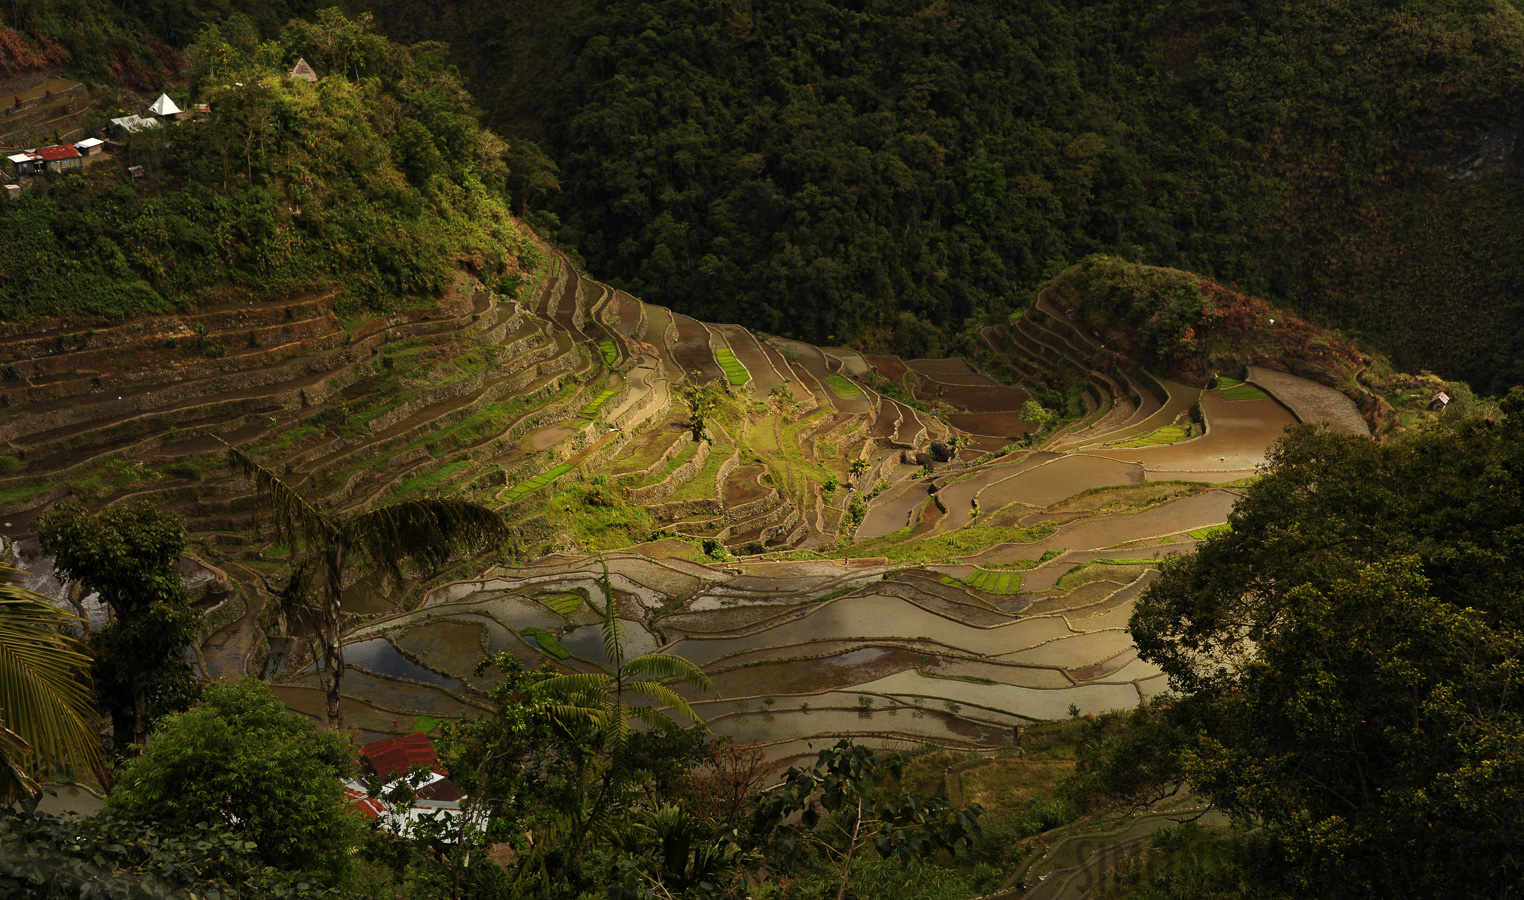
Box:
[528,564,713,871]
[0,567,100,802]
[33,501,201,748]
[105,679,363,886]
[848,457,871,478]
[225,442,510,724]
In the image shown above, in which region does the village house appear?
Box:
[6,143,82,180]
[343,732,465,835]
[37,144,81,173]
[75,137,105,156]
[6,150,42,180]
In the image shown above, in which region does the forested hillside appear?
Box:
[7,0,1524,386]
[0,8,536,323]
[361,0,1524,391]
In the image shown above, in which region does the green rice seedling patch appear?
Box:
[1213,375,1244,389]
[825,375,862,397]
[1188,523,1233,540]
[580,389,619,418]
[714,347,750,386]
[964,568,1022,594]
[521,626,570,659]
[504,464,573,502]
[1108,425,1190,448]
[1222,384,1269,401]
[393,459,474,498]
[537,593,585,616]
[598,339,619,366]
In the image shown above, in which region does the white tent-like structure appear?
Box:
[148,92,182,118]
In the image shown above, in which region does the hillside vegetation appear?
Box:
[360,0,1524,390]
[0,9,536,324]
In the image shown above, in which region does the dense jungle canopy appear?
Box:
[6,0,1524,388]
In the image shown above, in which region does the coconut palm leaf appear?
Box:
[224,442,333,549]
[0,567,100,802]
[0,722,39,800]
[347,499,511,589]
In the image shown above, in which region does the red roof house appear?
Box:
[36,144,82,173]
[361,731,446,781]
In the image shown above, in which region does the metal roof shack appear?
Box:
[6,151,42,180]
[75,137,106,156]
[35,144,83,174]
[361,731,446,781]
[110,115,161,137]
[345,732,466,834]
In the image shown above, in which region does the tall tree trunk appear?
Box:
[323,539,347,726]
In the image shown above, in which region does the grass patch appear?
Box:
[824,375,862,397]
[504,463,573,502]
[412,715,448,734]
[521,626,570,659]
[0,483,54,508]
[1188,523,1232,540]
[597,339,619,366]
[1222,384,1269,401]
[1107,424,1189,448]
[579,388,619,418]
[714,347,750,386]
[1213,375,1244,389]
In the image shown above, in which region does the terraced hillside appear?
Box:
[0,250,1420,765]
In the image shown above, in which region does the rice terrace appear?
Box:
[2,242,1417,771]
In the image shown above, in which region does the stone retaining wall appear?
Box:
[626,438,713,504]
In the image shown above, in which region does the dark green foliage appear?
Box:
[104,679,364,885]
[0,10,535,325]
[1049,257,1210,359]
[1127,400,1524,899]
[32,501,202,749]
[0,808,333,899]
[378,0,1524,387]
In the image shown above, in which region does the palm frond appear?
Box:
[628,703,682,734]
[599,580,624,675]
[624,679,705,727]
[0,722,39,801]
[533,672,612,699]
[621,653,713,690]
[348,499,509,589]
[540,702,611,735]
[223,440,334,551]
[0,568,101,801]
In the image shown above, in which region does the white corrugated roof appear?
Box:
[149,93,182,116]
[8,153,38,164]
[75,137,105,149]
[111,115,160,133]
